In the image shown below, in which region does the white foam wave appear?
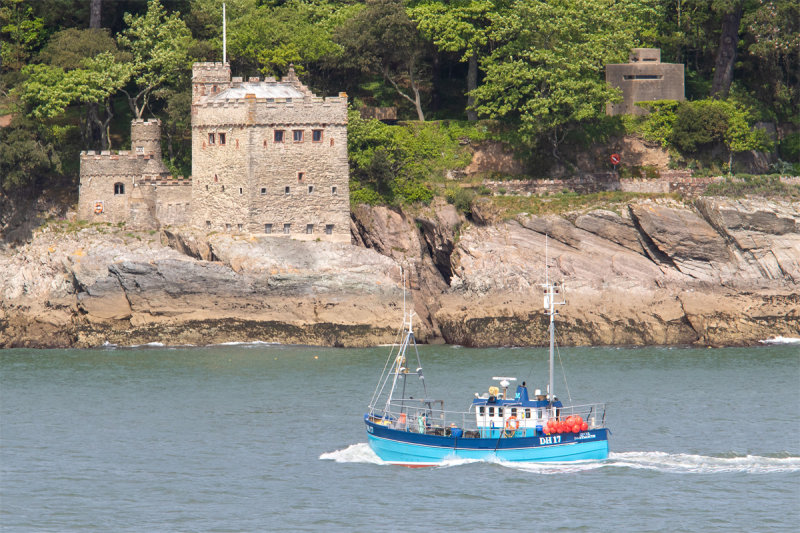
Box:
[321,445,800,474]
[128,342,165,348]
[212,341,282,347]
[320,443,385,464]
[760,336,800,345]
[606,451,800,473]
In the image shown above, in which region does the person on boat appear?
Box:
[515,381,529,401]
[534,389,547,401]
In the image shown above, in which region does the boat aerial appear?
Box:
[364,261,610,467]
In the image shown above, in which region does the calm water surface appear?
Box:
[2,343,798,531]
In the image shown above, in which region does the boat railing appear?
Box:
[369,401,608,437]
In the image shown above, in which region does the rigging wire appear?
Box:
[555,330,573,404]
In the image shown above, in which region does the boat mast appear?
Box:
[542,236,563,404]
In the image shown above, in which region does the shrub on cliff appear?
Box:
[348,109,484,206]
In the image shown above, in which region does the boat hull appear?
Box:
[365,418,609,466]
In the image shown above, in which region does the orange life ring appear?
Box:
[505,416,519,432]
[94,202,104,214]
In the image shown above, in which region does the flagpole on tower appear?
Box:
[222,3,227,64]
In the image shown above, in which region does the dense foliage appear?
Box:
[0,0,796,198]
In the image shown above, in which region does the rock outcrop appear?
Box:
[1,197,798,348]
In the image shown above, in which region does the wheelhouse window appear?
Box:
[114,182,125,195]
[479,406,486,415]
[312,129,323,142]
[208,133,215,145]
[293,130,304,142]
[488,407,495,416]
[274,130,284,143]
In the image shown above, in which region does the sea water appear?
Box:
[1,343,798,531]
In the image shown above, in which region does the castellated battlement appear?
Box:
[139,175,192,186]
[192,62,231,81]
[81,150,156,158]
[193,95,347,127]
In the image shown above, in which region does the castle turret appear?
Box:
[131,119,163,160]
[192,62,231,102]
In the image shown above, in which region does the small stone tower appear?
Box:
[131,119,163,159]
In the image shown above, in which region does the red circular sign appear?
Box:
[610,153,621,165]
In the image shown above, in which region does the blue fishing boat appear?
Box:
[365,271,609,467]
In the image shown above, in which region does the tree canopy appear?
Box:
[0,0,794,195]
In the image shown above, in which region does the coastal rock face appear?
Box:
[439,197,799,346]
[1,197,798,348]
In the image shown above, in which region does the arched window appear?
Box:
[114,182,125,195]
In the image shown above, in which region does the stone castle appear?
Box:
[605,48,684,116]
[78,63,350,242]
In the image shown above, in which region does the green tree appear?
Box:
[227,0,351,79]
[337,0,430,121]
[35,28,127,149]
[739,0,800,123]
[116,0,192,119]
[0,0,46,72]
[0,116,62,193]
[411,0,502,121]
[19,52,132,149]
[472,0,656,157]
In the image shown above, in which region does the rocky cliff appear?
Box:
[1,197,798,348]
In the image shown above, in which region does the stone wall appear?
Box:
[78,150,169,225]
[150,179,192,227]
[481,171,731,197]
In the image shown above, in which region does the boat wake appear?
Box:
[759,336,800,345]
[320,443,385,464]
[321,444,800,474]
[604,451,800,474]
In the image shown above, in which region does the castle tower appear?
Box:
[190,62,350,242]
[192,62,231,103]
[131,119,163,160]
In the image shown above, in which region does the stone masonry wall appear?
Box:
[152,180,192,227]
[191,79,350,241]
[481,171,722,196]
[78,151,168,225]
